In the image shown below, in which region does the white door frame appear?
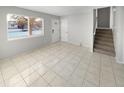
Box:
[61,17,68,42]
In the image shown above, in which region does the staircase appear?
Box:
[94,28,115,56]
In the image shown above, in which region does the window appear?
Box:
[7,14,44,40]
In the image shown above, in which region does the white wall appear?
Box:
[110,7,113,29]
[61,11,93,51]
[120,7,124,63]
[112,6,124,63]
[0,6,60,59]
[123,27,124,63]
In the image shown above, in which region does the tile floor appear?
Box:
[0,42,124,87]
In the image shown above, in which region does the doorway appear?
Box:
[97,7,110,28]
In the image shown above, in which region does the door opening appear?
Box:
[97,7,110,28]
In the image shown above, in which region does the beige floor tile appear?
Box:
[0,83,5,87]
[24,72,41,86]
[100,83,116,87]
[114,70,124,79]
[58,67,74,80]
[44,58,60,68]
[15,62,30,72]
[80,58,91,65]
[90,61,100,69]
[88,66,100,76]
[72,68,86,78]
[77,62,89,71]
[5,74,26,87]
[52,65,63,74]
[1,66,18,80]
[42,70,57,83]
[20,67,34,78]
[83,80,99,87]
[85,72,99,86]
[66,74,83,87]
[0,59,13,70]
[0,72,5,87]
[30,77,48,87]
[50,75,66,86]
[115,76,124,86]
[100,72,116,87]
[8,80,27,87]
[32,62,45,70]
[100,76,116,87]
[100,71,115,80]
[36,66,48,76]
[101,66,113,73]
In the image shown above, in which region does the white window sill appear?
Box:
[8,34,44,41]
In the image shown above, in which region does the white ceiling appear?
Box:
[17,6,106,16]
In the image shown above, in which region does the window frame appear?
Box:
[7,13,44,41]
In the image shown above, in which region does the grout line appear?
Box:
[64,58,82,82]
[99,54,102,87]
[12,60,29,87]
[82,56,92,86]
[0,69,6,87]
[0,59,18,87]
[110,57,117,87]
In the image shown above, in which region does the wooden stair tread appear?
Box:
[94,48,115,57]
[94,44,114,52]
[95,40,113,46]
[96,28,112,31]
[96,30,112,34]
[96,31,112,33]
[96,34,113,38]
[96,33,112,37]
[95,37,113,42]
